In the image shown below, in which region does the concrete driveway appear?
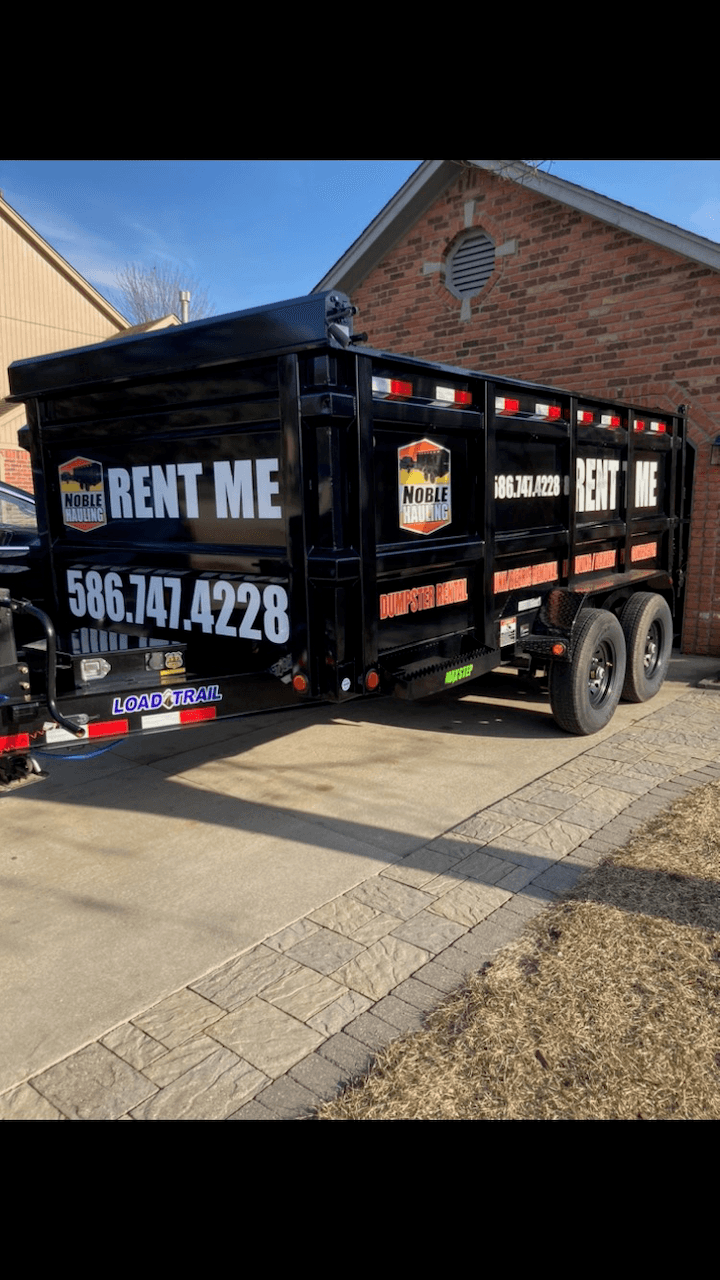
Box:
[1,652,717,1117]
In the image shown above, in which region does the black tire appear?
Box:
[549,608,627,735]
[620,592,673,703]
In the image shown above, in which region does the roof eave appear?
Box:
[0,194,130,330]
[471,161,720,270]
[316,159,720,297]
[314,160,463,294]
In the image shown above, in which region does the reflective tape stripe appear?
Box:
[44,726,80,745]
[0,732,31,754]
[140,711,181,729]
[88,720,129,738]
[44,720,129,745]
[180,707,216,724]
[140,706,216,731]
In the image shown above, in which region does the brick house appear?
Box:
[316,160,720,656]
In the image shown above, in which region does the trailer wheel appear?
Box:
[619,593,673,703]
[549,609,626,735]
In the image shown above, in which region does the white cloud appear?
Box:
[6,189,128,295]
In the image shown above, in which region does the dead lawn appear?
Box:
[316,781,720,1120]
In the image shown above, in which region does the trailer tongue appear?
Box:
[1,291,691,786]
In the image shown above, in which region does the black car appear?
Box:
[0,480,43,598]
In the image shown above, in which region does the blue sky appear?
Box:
[2,160,720,321]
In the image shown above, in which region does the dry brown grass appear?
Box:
[316,781,720,1120]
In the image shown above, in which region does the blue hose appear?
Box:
[33,740,121,762]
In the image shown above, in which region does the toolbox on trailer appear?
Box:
[0,291,692,786]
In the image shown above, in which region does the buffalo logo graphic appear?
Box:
[398,439,451,535]
[59,457,107,532]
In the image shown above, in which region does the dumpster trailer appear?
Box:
[0,291,692,788]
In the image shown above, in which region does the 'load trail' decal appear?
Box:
[399,439,451,535]
[111,685,221,715]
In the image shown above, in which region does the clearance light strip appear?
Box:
[372,377,412,400]
[535,403,562,419]
[435,385,472,405]
[633,419,667,433]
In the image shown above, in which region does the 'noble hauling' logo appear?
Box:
[398,439,451,536]
[59,457,107,532]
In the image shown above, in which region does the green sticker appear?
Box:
[444,664,474,685]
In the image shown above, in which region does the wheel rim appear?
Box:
[588,640,617,707]
[643,621,661,676]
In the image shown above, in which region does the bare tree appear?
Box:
[113,263,214,324]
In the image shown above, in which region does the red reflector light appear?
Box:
[388,380,412,399]
[372,376,412,400]
[292,673,309,694]
[536,402,562,420]
[436,385,472,405]
[578,410,594,425]
[633,419,645,432]
[650,420,666,433]
[600,414,621,428]
[551,643,566,656]
[365,669,380,691]
[495,397,520,414]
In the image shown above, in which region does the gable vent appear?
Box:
[446,232,495,299]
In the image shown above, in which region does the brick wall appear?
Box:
[0,448,32,492]
[351,165,720,655]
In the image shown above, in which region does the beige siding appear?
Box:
[1,196,128,454]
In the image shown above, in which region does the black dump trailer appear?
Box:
[0,291,692,787]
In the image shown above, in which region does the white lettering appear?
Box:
[132,467,153,519]
[107,468,133,518]
[576,458,585,512]
[585,458,596,511]
[401,502,449,525]
[107,459,282,522]
[151,464,179,519]
[214,460,255,519]
[606,459,619,508]
[576,456,620,514]
[176,463,203,519]
[594,460,606,509]
[635,460,658,508]
[255,457,282,519]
